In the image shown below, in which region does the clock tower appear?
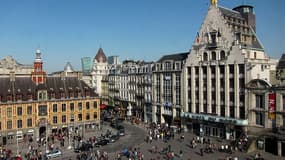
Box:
[31,49,46,85]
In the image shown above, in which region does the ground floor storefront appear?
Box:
[181,112,248,140]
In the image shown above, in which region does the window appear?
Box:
[70,114,74,122]
[256,112,264,126]
[7,120,12,129]
[86,102,90,110]
[62,103,66,112]
[230,106,235,118]
[256,95,264,109]
[62,115,66,123]
[78,114,82,121]
[93,112,98,119]
[38,105,47,116]
[17,107,22,116]
[53,116,57,124]
[70,103,74,111]
[27,106,32,115]
[53,104,57,112]
[17,119,22,128]
[78,102,82,111]
[203,52,208,61]
[93,101,97,109]
[240,107,245,119]
[27,118,32,127]
[7,107,12,117]
[220,50,226,60]
[86,113,90,120]
[212,51,216,60]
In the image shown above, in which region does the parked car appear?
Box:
[118,128,125,136]
[109,134,120,143]
[74,143,93,153]
[95,139,109,147]
[45,150,62,159]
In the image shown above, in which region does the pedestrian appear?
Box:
[200,148,203,156]
[179,150,183,158]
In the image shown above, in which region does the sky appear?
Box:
[0,0,284,73]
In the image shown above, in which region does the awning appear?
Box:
[28,129,34,133]
[100,104,107,109]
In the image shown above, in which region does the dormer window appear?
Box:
[38,90,47,101]
[69,88,74,98]
[59,88,65,99]
[85,87,90,97]
[76,87,81,97]
[27,89,33,101]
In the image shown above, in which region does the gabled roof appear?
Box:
[277,54,285,69]
[157,52,189,63]
[94,48,107,63]
[218,6,264,50]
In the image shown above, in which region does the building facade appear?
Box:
[0,56,33,77]
[91,48,108,96]
[153,53,188,126]
[0,50,100,145]
[182,1,277,141]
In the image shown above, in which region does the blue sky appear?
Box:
[0,0,284,73]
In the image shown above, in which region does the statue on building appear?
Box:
[211,0,218,6]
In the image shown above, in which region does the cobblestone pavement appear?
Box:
[4,121,285,160]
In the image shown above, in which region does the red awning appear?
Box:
[100,104,107,109]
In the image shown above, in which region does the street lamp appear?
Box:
[67,121,73,149]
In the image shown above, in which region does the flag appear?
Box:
[196,32,200,43]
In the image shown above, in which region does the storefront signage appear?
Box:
[268,92,276,120]
[181,112,248,126]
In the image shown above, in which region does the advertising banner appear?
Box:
[268,92,276,120]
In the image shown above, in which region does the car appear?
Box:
[118,128,125,136]
[109,134,120,143]
[74,143,93,153]
[45,150,62,159]
[95,139,109,147]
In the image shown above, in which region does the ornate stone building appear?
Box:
[182,1,277,141]
[0,56,33,77]
[0,50,100,145]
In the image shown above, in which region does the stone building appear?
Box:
[0,50,100,145]
[0,56,33,77]
[91,48,108,96]
[153,52,189,126]
[182,0,277,141]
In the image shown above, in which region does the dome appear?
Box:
[64,62,74,72]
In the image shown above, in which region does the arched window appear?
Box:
[203,52,208,61]
[220,50,226,60]
[212,51,216,60]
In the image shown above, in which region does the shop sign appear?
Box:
[268,92,276,120]
[181,112,248,126]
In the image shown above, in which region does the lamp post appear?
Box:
[67,121,73,149]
